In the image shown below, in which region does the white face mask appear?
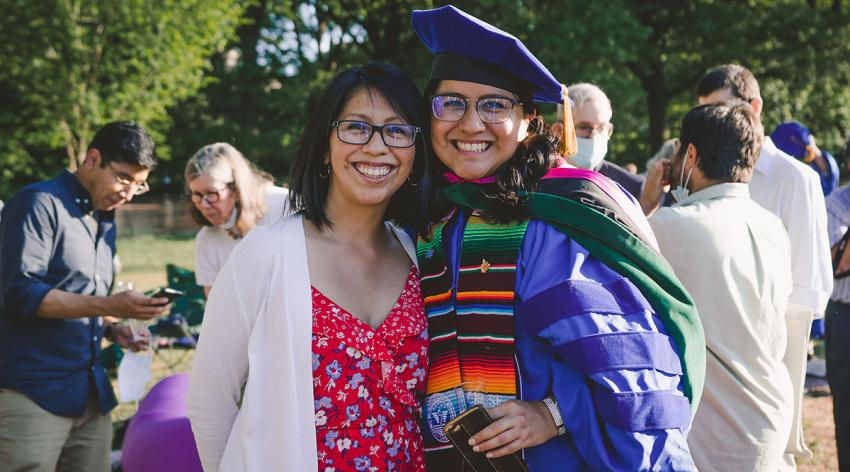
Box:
[572,134,609,169]
[671,160,694,202]
[218,205,239,230]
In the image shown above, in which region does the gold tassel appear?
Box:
[560,84,578,157]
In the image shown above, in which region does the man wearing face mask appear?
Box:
[650,102,794,471]
[552,83,645,200]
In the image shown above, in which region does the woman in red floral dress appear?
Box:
[301,63,430,471]
[187,62,431,472]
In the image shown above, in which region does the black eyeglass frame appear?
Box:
[330,120,422,149]
[430,95,524,124]
[106,162,151,195]
[185,183,233,205]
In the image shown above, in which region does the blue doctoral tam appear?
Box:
[412,5,564,104]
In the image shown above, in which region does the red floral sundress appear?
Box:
[312,264,428,472]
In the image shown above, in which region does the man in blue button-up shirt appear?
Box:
[0,121,172,471]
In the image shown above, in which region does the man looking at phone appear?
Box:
[0,121,171,471]
[649,102,794,471]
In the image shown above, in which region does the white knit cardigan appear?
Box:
[186,214,417,471]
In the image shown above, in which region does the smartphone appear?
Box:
[444,405,527,472]
[150,287,184,305]
[662,161,673,186]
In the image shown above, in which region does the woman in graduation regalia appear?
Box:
[411,6,704,471]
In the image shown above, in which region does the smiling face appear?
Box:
[326,88,415,212]
[430,80,530,180]
[188,173,236,226]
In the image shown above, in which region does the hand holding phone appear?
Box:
[150,287,184,305]
[661,160,673,186]
[444,405,527,472]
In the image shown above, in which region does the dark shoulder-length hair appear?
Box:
[424,81,557,225]
[288,62,430,234]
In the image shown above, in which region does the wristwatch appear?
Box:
[542,395,566,436]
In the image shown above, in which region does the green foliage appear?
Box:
[163,0,435,183]
[0,0,244,196]
[2,0,849,196]
[522,0,850,167]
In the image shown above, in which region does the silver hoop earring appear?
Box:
[319,164,330,179]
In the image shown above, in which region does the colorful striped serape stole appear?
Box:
[418,212,528,455]
[441,177,706,411]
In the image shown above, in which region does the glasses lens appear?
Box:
[337,121,372,145]
[382,124,417,148]
[477,98,514,124]
[575,124,594,138]
[189,191,220,204]
[432,96,466,121]
[576,123,613,138]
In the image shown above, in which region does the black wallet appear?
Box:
[444,405,528,472]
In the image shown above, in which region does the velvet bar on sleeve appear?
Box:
[514,221,695,471]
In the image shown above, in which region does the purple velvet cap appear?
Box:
[771,121,812,159]
[412,5,565,104]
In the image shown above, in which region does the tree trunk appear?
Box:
[645,62,669,154]
[236,0,267,128]
[61,120,84,171]
[647,92,669,154]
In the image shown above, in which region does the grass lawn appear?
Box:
[115,232,196,291]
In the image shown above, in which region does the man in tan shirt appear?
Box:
[650,102,794,471]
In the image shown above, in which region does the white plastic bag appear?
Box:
[118,350,152,402]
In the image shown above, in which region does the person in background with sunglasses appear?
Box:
[183,143,289,297]
[187,62,431,471]
[0,121,170,471]
[413,6,701,470]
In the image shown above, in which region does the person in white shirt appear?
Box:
[650,102,793,471]
[183,143,289,296]
[696,64,832,469]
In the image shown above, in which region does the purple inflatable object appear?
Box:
[121,373,202,472]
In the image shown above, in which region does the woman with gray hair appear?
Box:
[184,143,288,296]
